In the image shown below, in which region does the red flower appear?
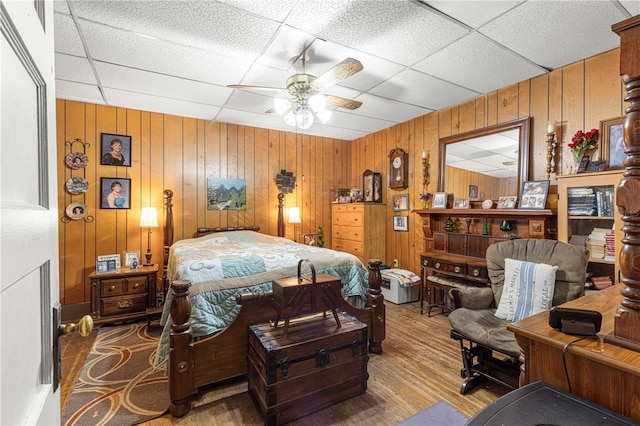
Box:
[569,127,599,162]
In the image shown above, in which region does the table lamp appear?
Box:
[140,207,158,266]
[288,207,301,242]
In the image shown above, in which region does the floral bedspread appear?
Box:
[154,230,368,367]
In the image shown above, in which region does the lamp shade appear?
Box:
[288,207,301,224]
[139,207,158,228]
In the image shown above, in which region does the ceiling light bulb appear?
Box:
[316,109,332,123]
[284,110,296,126]
[274,97,291,115]
[308,93,326,112]
[296,108,314,129]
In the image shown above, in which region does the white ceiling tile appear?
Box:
[55,53,96,85]
[95,62,231,107]
[224,91,281,115]
[102,88,220,120]
[70,0,278,61]
[325,109,396,134]
[620,0,640,16]
[54,13,86,56]
[480,1,627,69]
[79,20,251,85]
[414,32,546,94]
[217,0,298,22]
[425,1,525,29]
[371,69,479,110]
[53,0,70,14]
[286,0,469,65]
[354,93,433,123]
[56,80,104,104]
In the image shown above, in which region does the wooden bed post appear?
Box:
[367,259,385,354]
[277,193,284,237]
[169,279,195,417]
[163,189,174,296]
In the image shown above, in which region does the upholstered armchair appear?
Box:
[448,239,588,394]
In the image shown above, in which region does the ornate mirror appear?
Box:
[438,117,530,201]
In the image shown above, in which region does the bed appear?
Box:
[159,189,386,417]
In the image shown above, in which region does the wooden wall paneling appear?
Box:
[181,118,199,238]
[125,109,141,254]
[320,137,333,241]
[530,74,551,182]
[518,81,531,119]
[487,91,499,126]
[163,115,184,242]
[195,120,206,229]
[243,126,255,229]
[268,130,280,237]
[57,100,67,303]
[292,132,304,239]
[254,127,269,231]
[561,62,585,175]
[226,124,240,227]
[549,70,563,180]
[94,105,118,258]
[149,113,165,248]
[138,111,156,270]
[585,49,623,145]
[398,122,411,269]
[497,84,519,123]
[475,95,488,129]
[459,99,476,133]
[114,107,129,256]
[204,121,221,229]
[439,107,453,138]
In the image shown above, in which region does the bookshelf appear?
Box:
[557,170,623,288]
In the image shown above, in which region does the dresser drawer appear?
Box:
[332,203,364,214]
[333,225,364,242]
[432,260,466,275]
[127,276,148,294]
[333,238,364,257]
[101,294,148,317]
[101,279,125,297]
[333,212,363,226]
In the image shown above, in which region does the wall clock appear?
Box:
[389,148,408,189]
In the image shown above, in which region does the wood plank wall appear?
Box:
[348,48,625,275]
[56,102,350,308]
[57,48,624,311]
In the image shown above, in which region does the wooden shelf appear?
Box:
[413,208,555,217]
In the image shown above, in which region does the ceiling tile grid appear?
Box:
[53,0,636,141]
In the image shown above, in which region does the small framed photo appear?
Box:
[362,170,382,203]
[96,259,117,273]
[302,234,318,246]
[124,251,140,267]
[101,133,131,166]
[497,196,517,209]
[453,197,470,209]
[519,180,550,210]
[577,155,590,173]
[432,192,447,209]
[392,194,409,211]
[586,160,606,173]
[100,177,131,209]
[98,254,121,270]
[393,216,408,231]
[600,116,625,170]
[469,185,479,200]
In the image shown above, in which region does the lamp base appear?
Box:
[143,249,153,266]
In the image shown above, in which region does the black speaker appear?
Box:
[548,307,602,336]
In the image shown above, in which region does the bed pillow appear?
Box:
[494,258,557,322]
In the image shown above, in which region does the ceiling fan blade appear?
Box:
[326,95,362,110]
[310,58,363,91]
[227,84,284,93]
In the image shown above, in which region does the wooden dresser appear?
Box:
[89,265,158,324]
[332,203,385,264]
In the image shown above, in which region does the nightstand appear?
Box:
[89,265,158,324]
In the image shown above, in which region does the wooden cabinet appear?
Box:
[557,170,623,286]
[332,203,386,264]
[89,265,158,324]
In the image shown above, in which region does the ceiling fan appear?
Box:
[227,54,364,129]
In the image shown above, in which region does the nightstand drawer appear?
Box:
[127,276,148,294]
[101,294,148,317]
[101,279,125,296]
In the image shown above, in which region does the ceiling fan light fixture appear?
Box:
[316,109,332,124]
[308,93,326,112]
[296,108,314,129]
[273,97,291,115]
[284,110,297,127]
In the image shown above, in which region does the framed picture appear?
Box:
[392,194,409,211]
[100,177,131,209]
[124,251,139,267]
[600,116,625,170]
[577,155,590,173]
[393,216,408,231]
[497,196,517,209]
[432,192,447,209]
[98,254,121,269]
[469,185,479,200]
[586,160,606,173]
[453,197,470,209]
[362,170,382,203]
[302,234,318,246]
[519,180,550,210]
[100,133,131,166]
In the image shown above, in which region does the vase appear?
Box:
[573,150,584,173]
[422,199,430,209]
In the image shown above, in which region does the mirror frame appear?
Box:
[438,117,530,199]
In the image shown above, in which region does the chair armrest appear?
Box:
[450,286,494,310]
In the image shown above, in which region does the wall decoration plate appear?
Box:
[66,202,88,220]
[65,152,89,169]
[482,199,494,209]
[65,177,89,194]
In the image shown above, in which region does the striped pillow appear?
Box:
[495,258,557,322]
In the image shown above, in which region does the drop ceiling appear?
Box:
[54,0,639,141]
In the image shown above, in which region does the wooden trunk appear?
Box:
[247,312,369,426]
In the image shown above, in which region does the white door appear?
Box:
[1,1,60,424]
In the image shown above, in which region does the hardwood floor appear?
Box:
[61,300,508,425]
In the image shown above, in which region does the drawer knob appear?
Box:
[133,283,140,289]
[454,266,461,273]
[109,285,116,291]
[435,262,441,269]
[472,269,480,277]
[117,301,132,309]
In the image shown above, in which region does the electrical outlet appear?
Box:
[393,259,398,268]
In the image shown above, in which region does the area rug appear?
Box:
[394,401,468,426]
[61,322,169,425]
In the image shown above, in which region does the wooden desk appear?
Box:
[507,285,640,421]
